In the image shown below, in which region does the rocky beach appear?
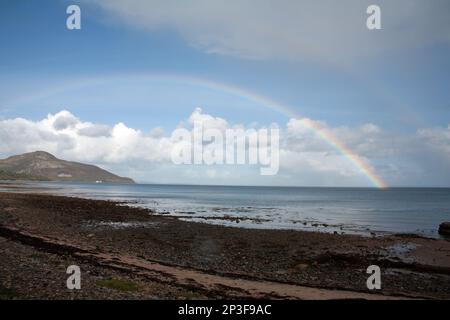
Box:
[0,190,449,300]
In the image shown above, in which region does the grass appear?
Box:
[30,252,45,259]
[0,170,39,181]
[0,285,18,299]
[96,278,139,292]
[180,291,206,299]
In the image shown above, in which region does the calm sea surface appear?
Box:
[3,182,450,238]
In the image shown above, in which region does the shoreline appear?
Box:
[1,191,450,299]
[1,181,446,239]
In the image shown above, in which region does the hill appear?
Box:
[0,151,134,184]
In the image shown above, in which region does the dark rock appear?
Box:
[438,222,450,236]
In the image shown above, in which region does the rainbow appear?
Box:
[147,75,387,188]
[7,73,387,188]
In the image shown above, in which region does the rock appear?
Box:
[438,222,450,236]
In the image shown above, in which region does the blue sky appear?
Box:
[1,0,450,186]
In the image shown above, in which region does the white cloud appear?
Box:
[78,124,111,137]
[1,109,450,186]
[188,107,228,131]
[91,0,450,63]
[0,111,173,165]
[52,110,78,130]
[417,125,450,156]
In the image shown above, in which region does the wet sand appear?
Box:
[0,192,449,299]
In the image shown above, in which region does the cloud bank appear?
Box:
[92,0,450,63]
[1,109,450,186]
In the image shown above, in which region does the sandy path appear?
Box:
[0,224,406,300]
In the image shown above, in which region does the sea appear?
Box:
[2,182,450,238]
